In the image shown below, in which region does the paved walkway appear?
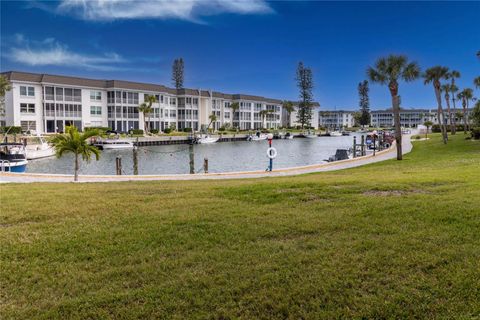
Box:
[0,135,413,183]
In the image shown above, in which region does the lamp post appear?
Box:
[372,130,377,156]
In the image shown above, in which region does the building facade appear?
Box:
[1,71,283,134]
[370,108,473,128]
[282,103,320,129]
[318,110,355,129]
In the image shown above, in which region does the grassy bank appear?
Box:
[1,134,479,319]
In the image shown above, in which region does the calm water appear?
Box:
[27,135,361,175]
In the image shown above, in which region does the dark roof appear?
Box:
[1,70,282,104]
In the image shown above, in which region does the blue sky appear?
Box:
[1,1,479,110]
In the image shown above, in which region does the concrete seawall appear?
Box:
[0,135,413,183]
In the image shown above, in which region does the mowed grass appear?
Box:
[1,134,479,319]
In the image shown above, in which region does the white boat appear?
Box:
[303,131,317,138]
[248,133,268,141]
[93,139,134,150]
[329,131,343,137]
[284,132,294,140]
[26,136,55,160]
[196,135,219,144]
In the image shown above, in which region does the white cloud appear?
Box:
[7,35,126,71]
[56,0,273,22]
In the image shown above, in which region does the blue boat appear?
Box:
[0,143,28,173]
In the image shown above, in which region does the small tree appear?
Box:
[50,126,100,182]
[230,102,240,129]
[282,100,295,127]
[138,95,157,134]
[0,75,11,117]
[207,113,217,131]
[449,70,460,134]
[423,66,450,144]
[457,88,474,133]
[423,121,433,139]
[296,62,314,129]
[172,58,184,90]
[471,101,480,127]
[259,109,273,129]
[358,80,371,127]
[367,54,420,160]
[474,76,480,90]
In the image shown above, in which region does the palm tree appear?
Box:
[282,100,295,128]
[440,84,454,134]
[367,54,420,160]
[207,113,217,131]
[474,76,480,90]
[423,66,450,144]
[50,126,100,182]
[259,109,273,129]
[448,70,461,134]
[423,120,433,139]
[138,95,157,134]
[457,88,474,133]
[229,102,240,129]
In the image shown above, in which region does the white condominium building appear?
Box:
[282,102,321,129]
[1,71,283,134]
[370,108,473,128]
[318,110,355,129]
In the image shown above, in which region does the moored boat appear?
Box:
[26,136,55,160]
[93,139,134,150]
[329,131,343,137]
[248,132,268,141]
[0,143,28,172]
[303,130,317,138]
[284,132,294,140]
[196,135,219,144]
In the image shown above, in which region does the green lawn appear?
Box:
[1,134,479,319]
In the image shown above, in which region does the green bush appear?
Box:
[414,135,421,140]
[164,128,172,134]
[218,127,226,132]
[432,124,465,133]
[471,127,480,140]
[85,126,110,133]
[0,126,22,134]
[183,128,192,133]
[150,129,159,134]
[130,129,144,135]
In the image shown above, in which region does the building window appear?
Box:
[90,106,102,116]
[90,90,102,101]
[55,88,63,101]
[192,98,198,106]
[20,103,35,113]
[21,121,36,132]
[20,86,35,97]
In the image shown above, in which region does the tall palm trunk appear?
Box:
[462,98,467,134]
[434,83,448,144]
[451,90,457,135]
[390,91,403,160]
[74,153,79,182]
[444,92,453,134]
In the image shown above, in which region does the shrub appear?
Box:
[0,126,22,134]
[414,135,421,140]
[218,127,226,132]
[85,126,110,133]
[164,128,172,134]
[130,129,144,135]
[471,127,480,140]
[150,129,159,134]
[183,128,192,133]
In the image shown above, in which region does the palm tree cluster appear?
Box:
[367,53,480,156]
